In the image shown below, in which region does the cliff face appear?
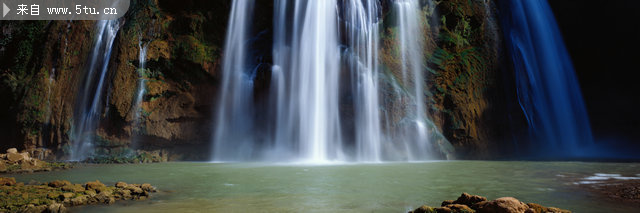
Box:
[0,0,517,160]
[0,0,233,160]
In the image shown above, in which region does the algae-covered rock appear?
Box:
[0,178,157,212]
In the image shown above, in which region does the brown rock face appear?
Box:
[475,197,529,213]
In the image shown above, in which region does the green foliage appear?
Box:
[174,35,217,65]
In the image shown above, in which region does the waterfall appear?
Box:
[131,38,149,148]
[213,0,446,162]
[212,0,256,161]
[394,0,431,160]
[70,20,121,161]
[342,0,383,161]
[269,0,343,162]
[500,0,594,156]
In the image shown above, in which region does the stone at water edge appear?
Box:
[454,192,488,206]
[0,161,6,172]
[443,204,475,212]
[409,205,436,213]
[115,181,128,188]
[85,180,107,191]
[48,180,72,188]
[526,203,571,213]
[47,203,66,213]
[475,197,529,213]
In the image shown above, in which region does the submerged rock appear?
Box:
[410,193,570,213]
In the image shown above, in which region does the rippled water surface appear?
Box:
[8,161,640,212]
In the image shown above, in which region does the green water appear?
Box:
[5,161,639,212]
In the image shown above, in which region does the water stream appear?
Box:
[70,20,121,161]
[500,0,594,157]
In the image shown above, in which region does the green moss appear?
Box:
[174,35,217,65]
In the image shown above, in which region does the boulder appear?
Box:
[141,183,156,192]
[23,204,47,213]
[409,205,436,213]
[70,195,88,206]
[95,191,115,204]
[443,204,475,212]
[49,180,72,188]
[454,193,487,206]
[126,185,144,194]
[441,200,454,207]
[62,184,85,193]
[526,203,571,213]
[476,197,529,213]
[19,152,31,161]
[61,192,74,199]
[7,152,25,162]
[47,203,66,213]
[115,181,128,188]
[0,177,16,186]
[6,148,18,154]
[85,180,107,192]
[0,161,7,172]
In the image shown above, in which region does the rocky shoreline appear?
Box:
[0,177,156,213]
[409,193,571,213]
[0,148,72,174]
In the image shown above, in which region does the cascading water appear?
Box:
[130,38,149,148]
[342,0,383,161]
[393,0,431,160]
[70,20,121,161]
[270,0,344,162]
[214,0,447,162]
[500,0,594,156]
[212,0,256,161]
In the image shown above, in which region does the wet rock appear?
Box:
[441,200,454,206]
[85,180,107,192]
[443,204,474,212]
[95,191,116,204]
[0,177,16,186]
[526,203,571,213]
[115,181,128,188]
[48,180,71,188]
[47,203,66,213]
[475,197,528,213]
[70,195,88,206]
[141,183,156,192]
[409,205,436,213]
[454,193,487,206]
[61,184,85,193]
[61,192,74,199]
[23,204,47,213]
[413,194,570,213]
[126,185,144,195]
[1,178,157,212]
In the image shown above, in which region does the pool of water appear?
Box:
[6,161,639,212]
